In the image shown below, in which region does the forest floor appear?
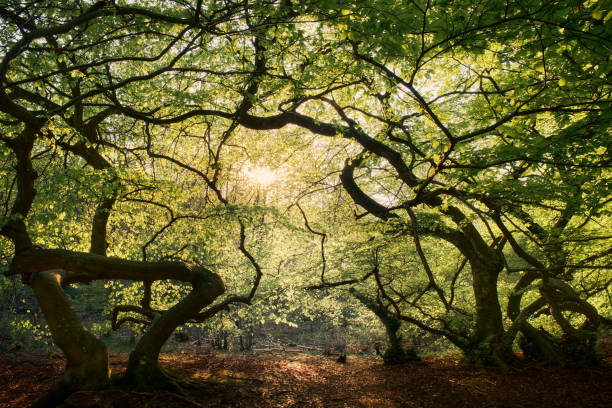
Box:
[1,342,611,408]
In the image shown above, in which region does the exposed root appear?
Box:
[122,357,185,395]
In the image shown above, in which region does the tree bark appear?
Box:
[28,270,109,408]
[439,208,515,366]
[465,262,515,366]
[351,290,419,364]
[122,271,224,390]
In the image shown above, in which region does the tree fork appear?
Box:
[123,275,224,390]
[351,289,419,364]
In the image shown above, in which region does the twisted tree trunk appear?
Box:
[465,262,515,367]
[28,270,110,408]
[123,275,224,391]
[351,290,419,364]
[437,208,516,367]
[9,248,224,402]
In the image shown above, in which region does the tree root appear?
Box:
[121,357,185,395]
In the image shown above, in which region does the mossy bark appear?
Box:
[465,264,516,367]
[123,273,224,390]
[352,290,419,365]
[29,271,110,407]
[462,297,516,366]
[518,323,564,365]
[8,248,225,403]
[122,353,183,393]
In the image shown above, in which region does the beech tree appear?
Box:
[296,0,611,365]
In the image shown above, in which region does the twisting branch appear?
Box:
[295,202,327,284]
[138,211,226,262]
[111,305,155,331]
[406,208,449,311]
[191,218,263,321]
[371,261,469,348]
[8,247,223,287]
[144,124,226,204]
[340,157,397,220]
[306,268,376,291]
[448,257,468,307]
[238,219,263,301]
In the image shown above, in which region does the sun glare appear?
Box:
[245,166,279,186]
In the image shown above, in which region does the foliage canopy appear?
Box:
[0,0,610,405]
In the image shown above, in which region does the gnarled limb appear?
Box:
[9,247,222,285]
[123,272,224,392]
[192,219,263,322]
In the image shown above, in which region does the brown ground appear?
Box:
[0,347,610,408]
